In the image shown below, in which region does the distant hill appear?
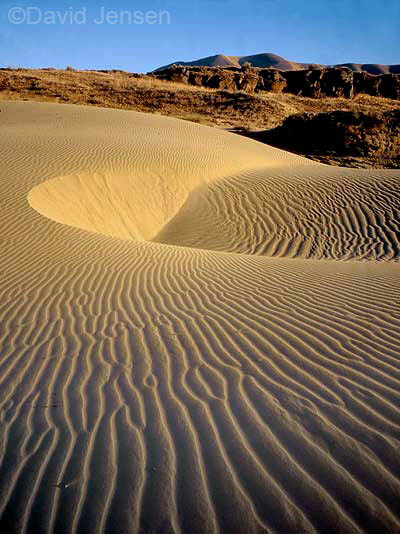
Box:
[155,52,399,74]
[155,53,312,71]
[335,63,400,75]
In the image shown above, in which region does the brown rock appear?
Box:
[379,74,400,99]
[202,70,237,91]
[218,76,237,92]
[151,65,399,100]
[283,69,324,97]
[283,67,353,98]
[188,71,205,86]
[353,71,381,96]
[170,66,189,84]
[258,69,287,93]
[321,67,353,98]
[238,73,259,93]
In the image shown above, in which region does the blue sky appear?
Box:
[0,0,399,72]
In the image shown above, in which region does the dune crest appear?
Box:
[29,152,400,261]
[27,113,291,241]
[1,101,400,533]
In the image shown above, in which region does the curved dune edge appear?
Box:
[28,135,400,260]
[26,110,316,246]
[1,101,400,533]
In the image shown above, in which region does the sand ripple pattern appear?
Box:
[0,102,399,533]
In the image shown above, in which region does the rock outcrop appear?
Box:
[280,67,353,98]
[247,110,400,162]
[354,72,400,99]
[379,74,400,99]
[152,65,400,100]
[257,69,287,93]
[353,71,382,96]
[154,65,260,93]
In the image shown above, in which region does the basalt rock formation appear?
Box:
[152,65,400,100]
[282,67,354,98]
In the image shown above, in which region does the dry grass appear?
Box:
[1,68,399,129]
[1,68,399,166]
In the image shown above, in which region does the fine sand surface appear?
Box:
[1,101,400,534]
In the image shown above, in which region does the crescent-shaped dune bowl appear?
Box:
[1,100,400,533]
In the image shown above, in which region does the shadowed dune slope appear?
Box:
[1,101,400,534]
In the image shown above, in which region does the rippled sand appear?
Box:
[1,101,400,533]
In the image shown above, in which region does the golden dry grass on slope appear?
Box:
[2,67,400,168]
[1,67,400,131]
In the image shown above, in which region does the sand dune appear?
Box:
[1,101,400,533]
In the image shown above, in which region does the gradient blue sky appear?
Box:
[1,0,399,72]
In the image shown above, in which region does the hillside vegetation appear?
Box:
[1,67,399,167]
